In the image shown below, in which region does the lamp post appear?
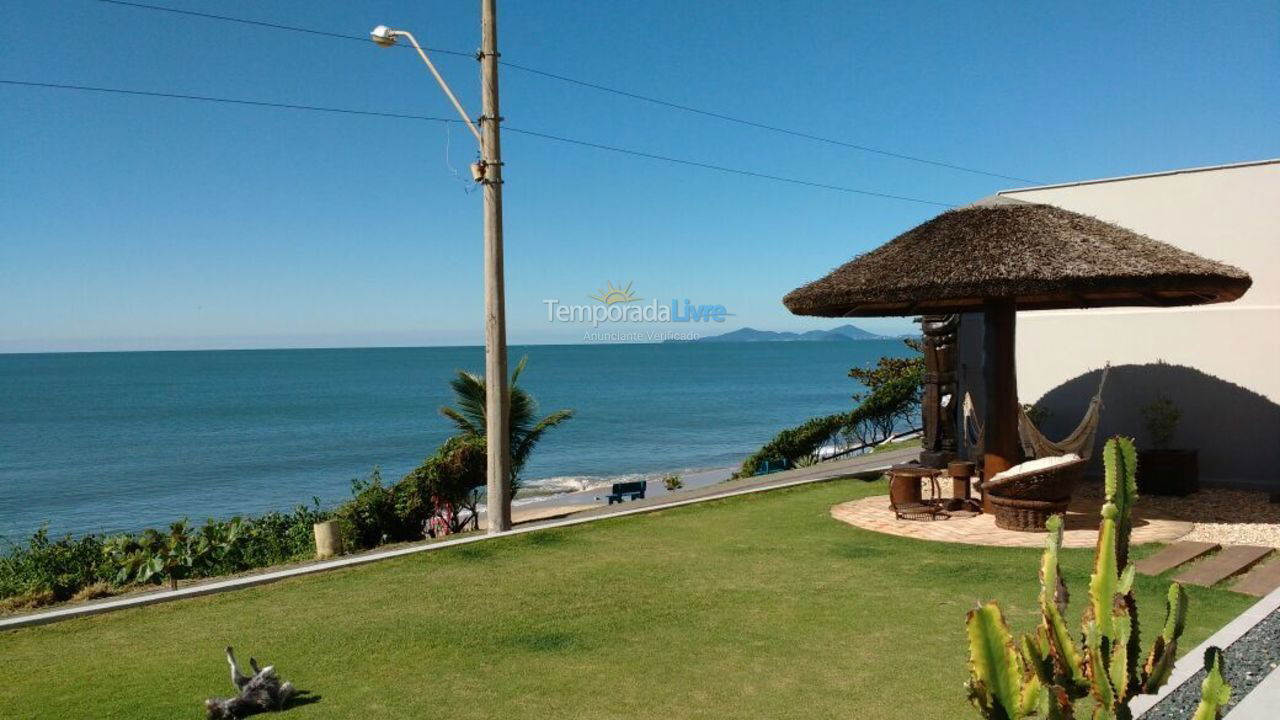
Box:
[371,0,511,534]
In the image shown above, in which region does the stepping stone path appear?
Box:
[1173,545,1274,588]
[1138,541,1280,596]
[1231,558,1280,597]
[1134,541,1220,576]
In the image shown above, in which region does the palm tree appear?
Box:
[439,355,575,494]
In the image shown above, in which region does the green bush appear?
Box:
[1141,392,1181,449]
[234,503,329,570]
[0,527,107,601]
[1,502,330,609]
[335,468,403,550]
[738,369,923,477]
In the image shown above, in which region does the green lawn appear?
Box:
[0,478,1253,719]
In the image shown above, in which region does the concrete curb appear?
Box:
[0,449,913,632]
[1132,584,1280,717]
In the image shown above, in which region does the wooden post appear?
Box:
[480,0,511,533]
[982,298,1020,499]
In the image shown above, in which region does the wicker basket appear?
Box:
[988,495,1070,532]
[983,459,1086,501]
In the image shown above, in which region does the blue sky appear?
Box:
[1,0,1276,352]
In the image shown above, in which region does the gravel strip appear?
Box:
[1140,607,1280,718]
[1075,484,1280,548]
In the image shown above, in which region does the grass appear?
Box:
[0,477,1254,719]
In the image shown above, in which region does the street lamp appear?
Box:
[371,2,512,534]
[368,25,481,144]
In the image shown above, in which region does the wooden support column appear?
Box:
[982,298,1020,504]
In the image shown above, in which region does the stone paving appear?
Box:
[831,494,1192,548]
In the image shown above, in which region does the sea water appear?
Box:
[0,341,911,538]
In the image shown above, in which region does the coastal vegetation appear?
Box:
[0,503,327,611]
[737,339,923,476]
[0,358,571,612]
[0,477,1250,719]
[440,355,576,493]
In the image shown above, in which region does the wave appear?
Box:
[510,466,725,506]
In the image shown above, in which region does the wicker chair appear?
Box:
[981,457,1086,532]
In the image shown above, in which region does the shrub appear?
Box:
[103,520,238,591]
[738,369,922,477]
[238,502,330,568]
[335,468,402,550]
[0,527,107,601]
[333,437,489,549]
[1141,392,1180,449]
[1021,403,1050,430]
[409,435,487,538]
[662,474,683,492]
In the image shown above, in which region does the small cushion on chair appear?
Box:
[989,453,1081,482]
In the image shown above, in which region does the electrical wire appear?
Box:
[1,78,957,207]
[89,0,1037,184]
[501,127,955,206]
[94,0,473,57]
[0,79,457,123]
[500,61,1039,184]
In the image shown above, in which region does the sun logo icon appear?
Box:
[590,281,641,305]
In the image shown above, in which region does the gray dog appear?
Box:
[205,646,296,718]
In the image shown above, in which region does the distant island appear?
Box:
[664,324,905,344]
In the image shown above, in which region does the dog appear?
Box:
[205,646,296,718]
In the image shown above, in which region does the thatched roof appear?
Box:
[783,200,1252,317]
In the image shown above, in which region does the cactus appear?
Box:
[964,437,1228,719]
[1102,436,1139,571]
[966,602,1043,719]
[1191,649,1230,720]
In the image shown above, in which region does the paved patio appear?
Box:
[831,494,1192,548]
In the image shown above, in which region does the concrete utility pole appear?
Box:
[479,0,511,533]
[369,1,511,534]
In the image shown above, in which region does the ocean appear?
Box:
[0,341,912,539]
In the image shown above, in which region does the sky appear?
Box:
[1,0,1276,352]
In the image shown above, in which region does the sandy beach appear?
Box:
[478,466,737,529]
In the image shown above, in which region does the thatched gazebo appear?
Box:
[784,198,1251,479]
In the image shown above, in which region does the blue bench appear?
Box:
[758,458,791,475]
[607,480,647,505]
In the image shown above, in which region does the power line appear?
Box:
[0,79,456,123]
[94,0,472,58]
[89,0,1037,184]
[501,127,954,206]
[499,62,1040,184]
[0,78,956,207]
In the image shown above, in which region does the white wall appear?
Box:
[960,161,1280,488]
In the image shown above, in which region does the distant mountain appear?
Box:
[665,324,897,344]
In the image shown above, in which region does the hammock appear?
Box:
[963,365,1109,461]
